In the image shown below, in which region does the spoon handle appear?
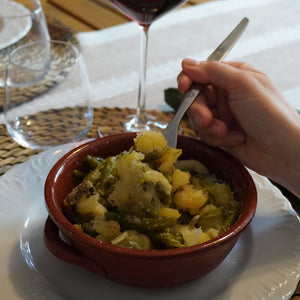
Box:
[163,17,249,148]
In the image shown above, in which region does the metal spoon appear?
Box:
[162,17,249,148]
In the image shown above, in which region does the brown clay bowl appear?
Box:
[44,132,257,287]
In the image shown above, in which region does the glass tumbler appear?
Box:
[0,0,50,87]
[4,40,93,150]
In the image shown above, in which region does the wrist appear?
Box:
[270,124,300,198]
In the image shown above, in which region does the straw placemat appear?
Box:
[0,107,195,175]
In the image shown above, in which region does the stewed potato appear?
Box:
[63,131,239,250]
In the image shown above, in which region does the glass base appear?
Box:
[124,114,167,132]
[98,113,168,138]
[5,106,93,151]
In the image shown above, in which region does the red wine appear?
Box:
[110,0,187,26]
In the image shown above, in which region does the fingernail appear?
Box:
[183,58,198,67]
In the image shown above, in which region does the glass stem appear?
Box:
[136,25,149,123]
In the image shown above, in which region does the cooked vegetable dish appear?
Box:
[63,131,240,250]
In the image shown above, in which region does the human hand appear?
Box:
[177,59,300,196]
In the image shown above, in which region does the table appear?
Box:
[0,0,299,299]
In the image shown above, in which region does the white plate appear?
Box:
[0,142,299,300]
[0,0,32,50]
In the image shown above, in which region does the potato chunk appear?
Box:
[64,180,107,217]
[176,225,203,246]
[173,185,208,215]
[134,131,167,154]
[198,231,211,243]
[157,148,182,175]
[93,220,120,242]
[157,207,181,219]
[172,168,190,191]
[77,193,107,216]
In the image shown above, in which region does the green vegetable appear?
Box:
[150,228,184,249]
[111,230,152,250]
[105,212,178,233]
[164,87,183,111]
[85,155,105,169]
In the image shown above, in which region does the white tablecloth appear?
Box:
[77,0,300,112]
[0,0,300,124]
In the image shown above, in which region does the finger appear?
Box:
[201,84,219,108]
[222,61,264,74]
[194,119,245,147]
[181,59,260,91]
[177,71,193,93]
[201,130,245,147]
[188,84,235,129]
[178,73,220,108]
[214,88,236,128]
[182,58,263,75]
[187,92,214,128]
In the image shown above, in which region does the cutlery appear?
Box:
[162,17,249,148]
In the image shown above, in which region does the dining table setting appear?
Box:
[0,0,300,299]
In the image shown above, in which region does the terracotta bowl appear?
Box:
[44,132,257,287]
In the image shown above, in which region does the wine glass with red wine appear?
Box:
[108,0,188,132]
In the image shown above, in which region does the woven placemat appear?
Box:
[0,107,195,175]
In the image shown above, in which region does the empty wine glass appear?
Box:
[0,0,49,87]
[108,0,188,132]
[4,40,93,150]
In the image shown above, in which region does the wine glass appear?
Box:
[108,0,188,132]
[0,0,50,87]
[4,40,93,150]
